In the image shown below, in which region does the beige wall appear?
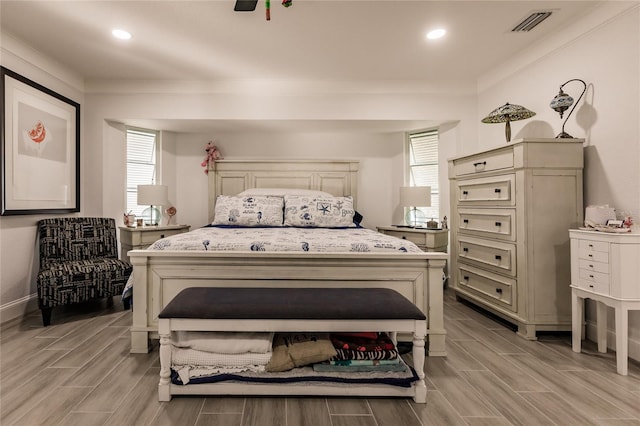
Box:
[476,4,640,359]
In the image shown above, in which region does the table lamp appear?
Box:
[137,184,168,226]
[481,102,536,143]
[400,186,431,227]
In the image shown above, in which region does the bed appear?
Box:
[128,159,447,357]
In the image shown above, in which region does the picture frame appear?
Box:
[1,67,80,215]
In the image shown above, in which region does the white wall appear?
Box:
[476,4,640,359]
[0,38,86,321]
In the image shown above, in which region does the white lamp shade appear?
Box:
[137,184,168,206]
[400,186,431,207]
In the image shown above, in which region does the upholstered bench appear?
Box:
[157,287,428,403]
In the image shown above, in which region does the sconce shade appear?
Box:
[400,186,431,207]
[137,185,168,206]
[549,89,574,118]
[481,102,536,143]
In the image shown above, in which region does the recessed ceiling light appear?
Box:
[112,29,132,40]
[426,28,446,40]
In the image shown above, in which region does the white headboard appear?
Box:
[207,159,359,223]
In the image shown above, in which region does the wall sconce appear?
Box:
[137,184,168,226]
[481,102,536,143]
[549,78,587,138]
[400,186,431,228]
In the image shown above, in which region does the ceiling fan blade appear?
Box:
[234,0,258,11]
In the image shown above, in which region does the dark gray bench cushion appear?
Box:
[159,287,426,320]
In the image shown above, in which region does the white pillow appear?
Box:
[212,195,284,227]
[284,195,355,228]
[238,188,334,198]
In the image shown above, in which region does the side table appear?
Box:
[119,224,191,262]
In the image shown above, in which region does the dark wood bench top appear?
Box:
[159,287,426,320]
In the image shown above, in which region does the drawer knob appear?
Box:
[588,244,593,247]
[495,255,502,260]
[589,264,594,268]
[160,234,165,238]
[473,161,487,167]
[589,284,594,288]
[463,219,469,224]
[495,288,503,294]
[462,247,469,252]
[494,188,501,193]
[463,275,469,281]
[462,190,469,195]
[588,254,593,258]
[589,274,594,278]
[495,221,502,227]
[401,236,406,239]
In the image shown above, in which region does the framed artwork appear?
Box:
[1,67,80,215]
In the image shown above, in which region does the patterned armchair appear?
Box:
[37,217,132,326]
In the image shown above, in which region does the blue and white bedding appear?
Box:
[147,226,423,253]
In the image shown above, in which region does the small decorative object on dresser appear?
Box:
[569,229,640,375]
[119,224,190,262]
[449,138,584,339]
[165,206,177,225]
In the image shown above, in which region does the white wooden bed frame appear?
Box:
[129,159,447,356]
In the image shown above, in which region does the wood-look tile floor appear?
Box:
[1,290,639,426]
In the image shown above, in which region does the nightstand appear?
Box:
[119,224,191,262]
[377,226,449,252]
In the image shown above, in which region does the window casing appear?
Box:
[126,128,159,217]
[407,129,439,223]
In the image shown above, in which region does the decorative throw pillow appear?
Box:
[266,332,337,372]
[283,195,355,228]
[212,195,284,227]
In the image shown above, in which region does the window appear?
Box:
[407,129,439,222]
[126,128,159,217]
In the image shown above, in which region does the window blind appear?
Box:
[408,129,439,222]
[126,129,158,217]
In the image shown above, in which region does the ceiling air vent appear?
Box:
[511,11,552,32]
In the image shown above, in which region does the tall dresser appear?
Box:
[448,138,584,339]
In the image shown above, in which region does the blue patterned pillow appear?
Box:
[212,195,284,227]
[284,195,355,228]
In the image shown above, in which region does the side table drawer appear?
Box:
[578,258,609,274]
[141,230,173,244]
[577,268,610,294]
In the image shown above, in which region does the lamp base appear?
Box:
[142,206,162,226]
[405,208,426,227]
[555,131,574,138]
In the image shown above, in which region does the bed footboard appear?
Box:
[129,250,447,356]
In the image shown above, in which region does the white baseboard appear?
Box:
[585,320,640,363]
[0,293,38,324]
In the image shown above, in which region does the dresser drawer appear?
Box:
[577,268,610,295]
[452,147,514,177]
[458,235,516,276]
[458,208,516,241]
[456,174,515,206]
[457,264,516,312]
[578,258,609,274]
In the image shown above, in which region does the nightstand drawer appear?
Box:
[457,264,516,312]
[458,208,516,241]
[452,146,514,176]
[140,230,173,244]
[458,235,516,276]
[456,174,515,206]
